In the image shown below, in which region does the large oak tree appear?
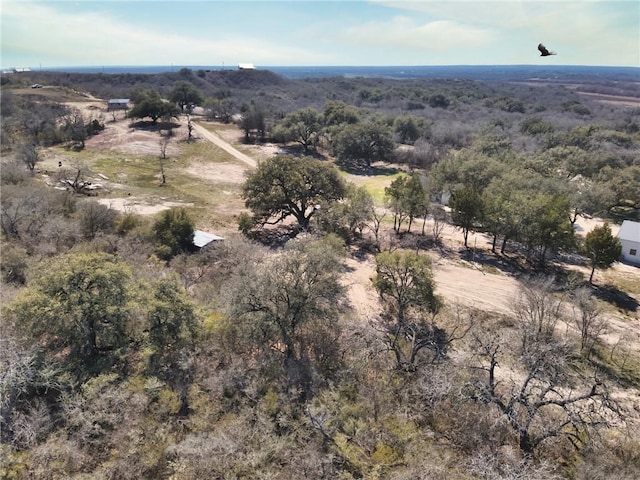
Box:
[9,253,133,374]
[128,90,180,124]
[272,108,323,153]
[242,155,347,230]
[169,81,204,113]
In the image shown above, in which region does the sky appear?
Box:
[1,0,639,69]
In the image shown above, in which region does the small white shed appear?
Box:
[107,99,129,111]
[617,220,640,265]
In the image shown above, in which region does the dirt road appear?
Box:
[192,123,257,168]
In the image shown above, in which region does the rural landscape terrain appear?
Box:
[1,66,639,479]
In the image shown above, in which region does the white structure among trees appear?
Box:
[617,220,640,265]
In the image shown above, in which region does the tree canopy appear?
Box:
[449,184,484,248]
[583,222,622,283]
[9,253,133,374]
[128,90,180,124]
[373,251,441,325]
[224,238,346,393]
[385,174,428,233]
[332,121,394,167]
[242,155,347,229]
[272,108,323,153]
[169,81,204,113]
[152,208,195,260]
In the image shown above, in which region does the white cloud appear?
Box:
[1,1,332,66]
[366,0,639,65]
[344,16,495,51]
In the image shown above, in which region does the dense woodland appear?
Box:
[1,68,639,479]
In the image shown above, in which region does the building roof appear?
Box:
[617,220,640,242]
[193,230,224,248]
[238,63,256,70]
[108,98,129,104]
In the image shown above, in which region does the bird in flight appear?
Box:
[538,43,557,56]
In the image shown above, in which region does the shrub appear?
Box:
[152,208,195,260]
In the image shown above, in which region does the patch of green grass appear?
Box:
[199,122,239,134]
[92,154,163,189]
[177,139,237,164]
[342,171,404,205]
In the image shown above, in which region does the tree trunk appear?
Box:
[589,264,596,284]
[540,245,548,267]
[500,236,508,255]
[519,430,535,454]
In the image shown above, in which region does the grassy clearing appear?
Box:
[343,170,404,205]
[198,122,239,134]
[176,138,237,164]
[45,137,246,227]
[603,268,640,296]
[9,86,94,102]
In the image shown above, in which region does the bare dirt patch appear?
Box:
[85,117,186,156]
[341,217,639,356]
[576,91,640,108]
[184,162,247,185]
[96,196,193,215]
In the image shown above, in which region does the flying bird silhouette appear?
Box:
[538,43,557,56]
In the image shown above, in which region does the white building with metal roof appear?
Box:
[193,230,224,249]
[617,220,640,265]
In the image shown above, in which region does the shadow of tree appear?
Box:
[128,120,180,131]
[246,224,303,249]
[592,284,639,312]
[334,159,402,176]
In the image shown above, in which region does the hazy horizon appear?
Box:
[2,1,638,70]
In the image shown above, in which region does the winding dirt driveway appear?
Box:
[192,122,257,168]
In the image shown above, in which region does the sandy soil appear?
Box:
[183,162,247,185]
[95,196,193,215]
[85,110,186,157]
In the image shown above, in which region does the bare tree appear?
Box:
[57,162,92,195]
[0,186,54,240]
[159,136,170,185]
[365,209,386,252]
[430,204,448,245]
[0,337,62,447]
[570,287,607,359]
[63,109,88,150]
[513,277,564,358]
[17,142,40,175]
[77,200,118,239]
[186,114,194,141]
[375,304,471,371]
[470,329,618,455]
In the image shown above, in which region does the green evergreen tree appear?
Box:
[450,184,484,248]
[583,222,622,283]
